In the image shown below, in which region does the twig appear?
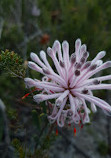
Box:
[0,17,4,39]
[10,0,22,31]
[8,69,24,79]
[18,30,42,48]
[59,129,92,158]
[16,99,42,111]
[34,120,49,150]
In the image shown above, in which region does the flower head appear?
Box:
[25,39,111,127]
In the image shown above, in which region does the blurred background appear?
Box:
[0,0,111,157]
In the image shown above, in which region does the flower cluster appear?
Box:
[25,39,111,127]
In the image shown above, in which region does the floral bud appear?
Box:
[60,60,65,67]
[93,80,100,85]
[43,68,50,74]
[75,69,80,76]
[89,64,97,71]
[71,54,76,64]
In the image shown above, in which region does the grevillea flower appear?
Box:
[25,39,111,127]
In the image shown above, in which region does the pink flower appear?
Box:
[25,39,111,127]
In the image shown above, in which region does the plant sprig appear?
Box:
[0,49,26,78]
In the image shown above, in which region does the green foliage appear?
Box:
[32,109,41,130]
[98,141,109,156]
[7,108,17,121]
[0,49,26,78]
[11,132,56,158]
[38,0,111,58]
[12,138,25,158]
[0,0,15,16]
[0,24,24,50]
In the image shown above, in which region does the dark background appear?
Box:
[0,0,111,157]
